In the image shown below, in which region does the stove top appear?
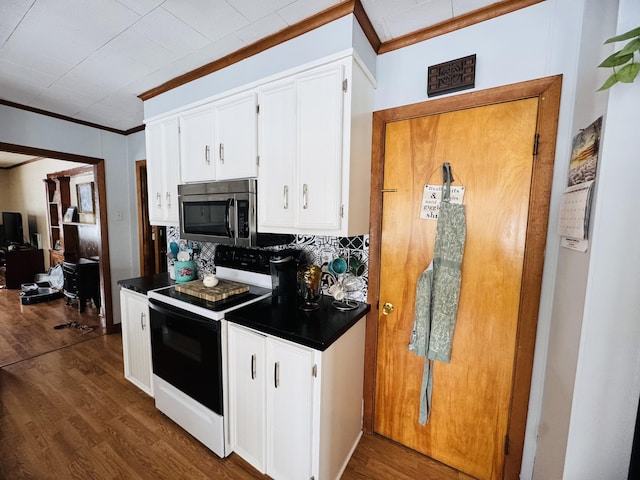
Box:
[147,245,303,321]
[148,283,271,321]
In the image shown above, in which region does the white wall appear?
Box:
[0,104,139,325]
[126,130,146,275]
[563,0,640,477]
[143,15,374,120]
[372,0,630,478]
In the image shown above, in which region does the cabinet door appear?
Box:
[180,106,215,182]
[228,324,267,473]
[266,337,314,480]
[257,80,296,230]
[120,289,153,396]
[163,117,180,223]
[146,118,180,224]
[214,92,258,180]
[296,63,344,230]
[145,122,165,224]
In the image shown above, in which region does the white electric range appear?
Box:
[146,246,289,458]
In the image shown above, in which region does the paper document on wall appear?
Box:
[558,180,594,241]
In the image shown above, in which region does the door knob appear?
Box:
[382,302,394,315]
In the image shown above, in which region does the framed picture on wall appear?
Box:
[76,182,95,214]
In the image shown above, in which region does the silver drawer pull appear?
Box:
[274,361,279,388]
[205,145,210,164]
[302,184,308,209]
[283,185,289,209]
[219,143,224,163]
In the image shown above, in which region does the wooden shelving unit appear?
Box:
[45,176,72,266]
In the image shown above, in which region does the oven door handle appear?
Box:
[148,299,220,331]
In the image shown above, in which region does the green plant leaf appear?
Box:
[617,62,640,83]
[598,51,633,67]
[605,26,640,43]
[619,38,640,56]
[597,72,620,90]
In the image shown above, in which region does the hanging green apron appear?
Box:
[408,165,466,424]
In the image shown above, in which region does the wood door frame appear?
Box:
[0,141,115,334]
[363,75,562,478]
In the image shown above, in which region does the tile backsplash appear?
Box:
[167,227,369,302]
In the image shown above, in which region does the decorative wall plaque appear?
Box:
[427,54,476,97]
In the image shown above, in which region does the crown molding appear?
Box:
[0,99,144,136]
[378,0,544,54]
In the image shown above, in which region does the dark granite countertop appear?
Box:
[117,273,175,295]
[226,295,370,351]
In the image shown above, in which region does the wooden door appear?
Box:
[373,91,552,480]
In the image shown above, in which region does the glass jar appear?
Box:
[297,264,322,311]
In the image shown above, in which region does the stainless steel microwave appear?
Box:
[178,179,257,247]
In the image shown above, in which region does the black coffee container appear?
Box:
[270,255,298,304]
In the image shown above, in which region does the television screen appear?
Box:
[2,211,24,245]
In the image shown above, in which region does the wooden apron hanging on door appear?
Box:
[373,95,547,480]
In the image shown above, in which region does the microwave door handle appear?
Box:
[226,198,234,238]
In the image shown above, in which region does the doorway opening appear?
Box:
[0,141,115,334]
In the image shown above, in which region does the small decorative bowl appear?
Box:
[174,260,196,283]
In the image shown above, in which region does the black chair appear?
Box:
[62,259,101,313]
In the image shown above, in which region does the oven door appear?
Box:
[149,299,223,415]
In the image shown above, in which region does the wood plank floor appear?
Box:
[0,334,474,479]
[0,272,105,367]
[0,267,473,479]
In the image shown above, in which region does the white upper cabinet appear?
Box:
[178,91,258,183]
[257,79,296,229]
[146,116,180,225]
[257,55,373,236]
[144,53,373,232]
[295,62,344,230]
[214,91,258,180]
[179,105,215,183]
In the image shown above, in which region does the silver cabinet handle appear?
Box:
[302,184,308,209]
[156,192,162,208]
[166,192,171,208]
[283,185,289,209]
[205,145,210,165]
[251,354,256,380]
[219,143,224,163]
[274,361,280,388]
[140,312,145,330]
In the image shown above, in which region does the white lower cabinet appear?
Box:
[228,318,366,480]
[120,288,153,396]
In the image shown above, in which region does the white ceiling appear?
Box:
[0,0,501,166]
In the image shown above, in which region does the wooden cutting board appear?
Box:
[174,279,250,302]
